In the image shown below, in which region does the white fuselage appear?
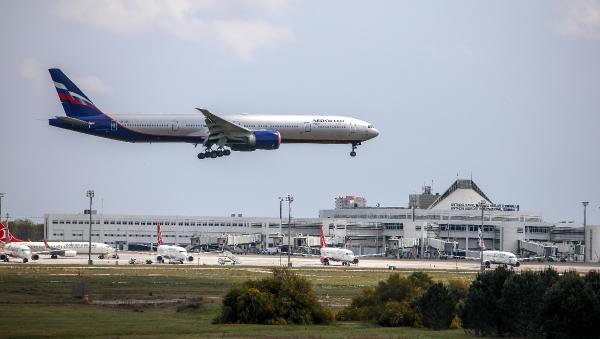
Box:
[2,243,33,262]
[320,247,357,264]
[19,242,114,256]
[157,244,191,262]
[109,114,378,144]
[482,250,520,266]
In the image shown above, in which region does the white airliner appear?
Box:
[155,223,194,264]
[481,250,521,268]
[1,243,37,263]
[319,225,382,266]
[0,223,114,260]
[48,69,379,159]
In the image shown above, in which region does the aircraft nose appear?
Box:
[368,127,379,139]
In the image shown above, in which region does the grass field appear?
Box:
[0,265,478,338]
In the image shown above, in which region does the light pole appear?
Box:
[285,194,294,267]
[583,201,589,262]
[0,193,4,227]
[479,200,486,270]
[87,190,94,265]
[278,197,284,266]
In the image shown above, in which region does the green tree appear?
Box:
[461,267,513,336]
[541,271,599,338]
[418,282,455,330]
[498,270,552,337]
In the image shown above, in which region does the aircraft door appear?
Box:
[304,122,311,132]
[110,121,118,131]
[171,121,179,132]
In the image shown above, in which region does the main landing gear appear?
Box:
[197,148,231,159]
[350,142,361,157]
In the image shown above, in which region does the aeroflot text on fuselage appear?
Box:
[47,68,378,160]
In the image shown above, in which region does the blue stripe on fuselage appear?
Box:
[48,117,206,143]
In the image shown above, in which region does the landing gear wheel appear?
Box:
[224,149,231,156]
[210,151,218,158]
[350,142,361,157]
[198,153,206,159]
[216,150,223,157]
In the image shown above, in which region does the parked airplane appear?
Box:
[1,243,38,263]
[319,225,382,266]
[48,68,379,159]
[0,223,114,259]
[0,223,37,263]
[155,223,193,264]
[479,250,521,268]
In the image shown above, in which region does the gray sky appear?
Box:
[0,0,599,224]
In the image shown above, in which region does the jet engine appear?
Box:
[187,255,194,262]
[31,254,40,260]
[0,254,7,261]
[352,258,359,265]
[156,255,164,263]
[63,250,77,257]
[230,130,281,151]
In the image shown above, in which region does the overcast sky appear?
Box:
[0,0,599,224]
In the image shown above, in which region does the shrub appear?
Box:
[214,268,333,325]
[377,300,421,327]
[337,272,457,329]
[418,282,455,330]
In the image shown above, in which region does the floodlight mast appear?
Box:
[87,190,94,265]
[583,201,589,262]
[285,194,294,267]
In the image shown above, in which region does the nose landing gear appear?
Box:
[350,142,361,157]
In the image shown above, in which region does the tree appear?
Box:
[498,270,550,337]
[541,271,599,338]
[461,267,513,336]
[418,283,455,330]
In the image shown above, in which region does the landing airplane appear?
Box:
[155,223,193,264]
[0,223,114,259]
[319,224,382,266]
[48,69,379,159]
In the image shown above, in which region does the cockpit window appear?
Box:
[368,125,373,128]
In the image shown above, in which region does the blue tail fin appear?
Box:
[49,68,103,118]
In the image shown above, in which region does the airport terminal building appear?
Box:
[44,179,594,262]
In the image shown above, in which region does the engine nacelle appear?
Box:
[156,255,164,263]
[515,261,521,267]
[187,256,194,262]
[0,254,8,261]
[230,130,280,151]
[63,250,77,257]
[31,254,40,261]
[352,258,359,265]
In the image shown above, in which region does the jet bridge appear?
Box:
[518,240,557,257]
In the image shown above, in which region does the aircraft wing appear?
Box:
[355,253,386,258]
[195,108,251,146]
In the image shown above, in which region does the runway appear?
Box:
[3,251,598,272]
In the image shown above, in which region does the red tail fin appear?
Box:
[320,224,328,248]
[0,223,25,243]
[157,223,164,245]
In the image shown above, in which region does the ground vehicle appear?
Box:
[218,257,237,265]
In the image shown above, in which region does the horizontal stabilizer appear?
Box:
[56,116,94,128]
